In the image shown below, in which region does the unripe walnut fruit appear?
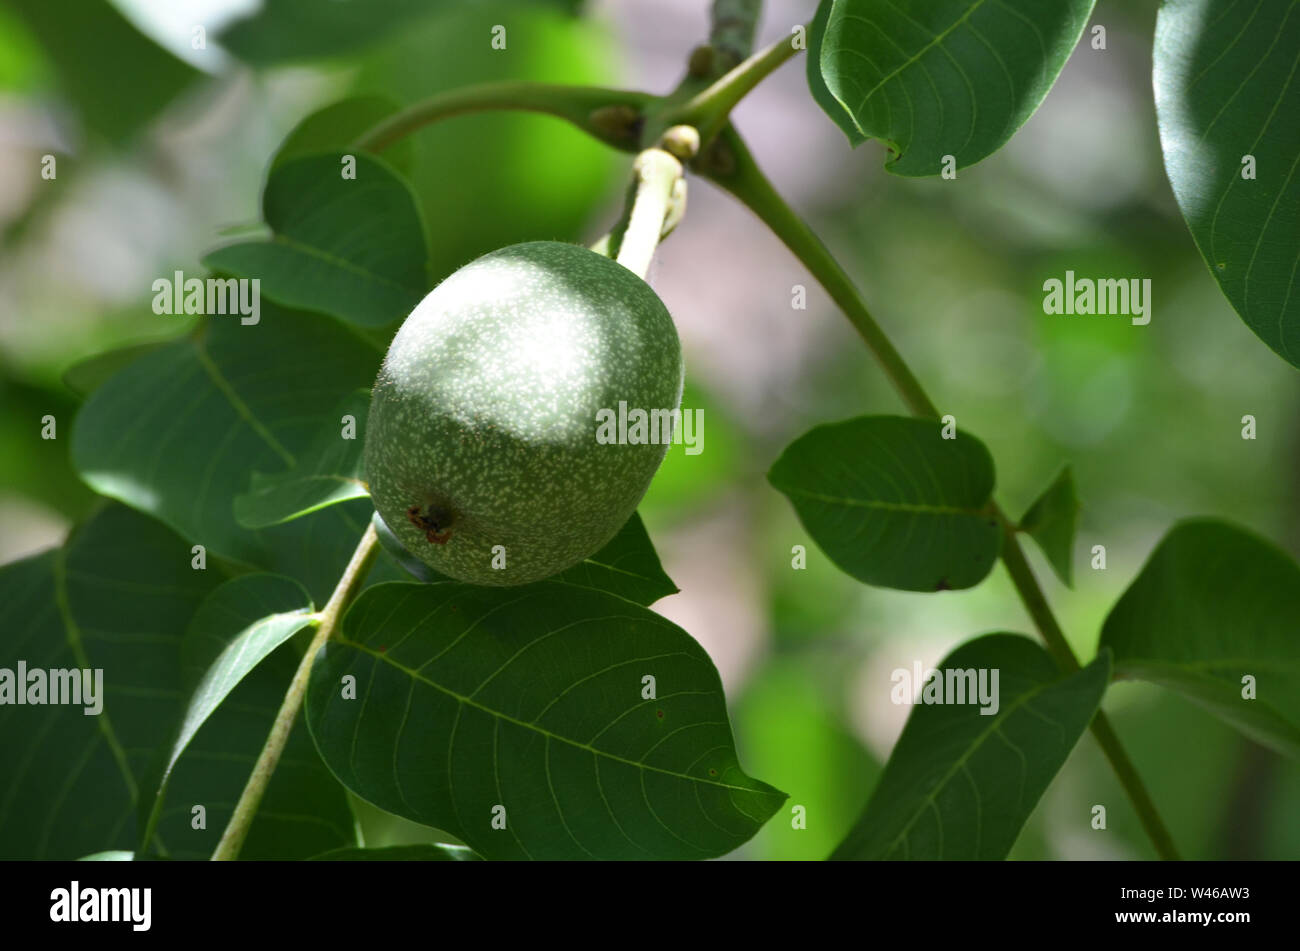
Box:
[365,241,684,585]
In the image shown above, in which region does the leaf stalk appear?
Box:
[210,522,379,861]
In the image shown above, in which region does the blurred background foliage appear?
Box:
[0,0,1296,860]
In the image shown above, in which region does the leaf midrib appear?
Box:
[872,671,1070,860]
[778,484,984,516]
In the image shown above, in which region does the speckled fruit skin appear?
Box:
[365,241,684,585]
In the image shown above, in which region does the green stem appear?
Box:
[352,82,654,155]
[998,522,1180,859]
[701,127,1181,861]
[1088,711,1183,860]
[997,520,1080,673]
[613,147,687,279]
[709,0,764,71]
[210,522,379,861]
[660,31,804,146]
[702,129,939,418]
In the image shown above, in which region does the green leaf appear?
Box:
[71,304,381,566]
[202,152,430,329]
[138,573,315,852]
[262,500,407,606]
[308,843,480,861]
[234,390,369,529]
[371,510,678,606]
[61,341,171,400]
[807,0,866,145]
[0,503,355,860]
[1018,466,1079,586]
[0,504,217,860]
[813,0,1096,175]
[149,636,356,860]
[271,96,412,175]
[768,415,1001,591]
[305,582,785,860]
[6,0,199,145]
[77,851,134,861]
[1099,520,1300,758]
[0,375,98,520]
[549,511,679,605]
[1154,0,1300,368]
[831,634,1110,860]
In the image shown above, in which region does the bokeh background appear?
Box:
[2,0,1297,859]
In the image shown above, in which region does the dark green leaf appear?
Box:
[768,415,1001,591]
[61,341,172,400]
[1018,466,1079,586]
[0,504,217,860]
[807,0,866,145]
[550,512,679,605]
[832,634,1110,860]
[234,391,369,529]
[260,499,406,606]
[271,96,412,175]
[138,574,315,851]
[0,503,355,860]
[203,152,430,328]
[305,582,784,860]
[1099,520,1300,758]
[148,638,356,860]
[71,304,381,565]
[6,0,199,144]
[0,375,98,520]
[371,509,678,606]
[308,843,480,861]
[813,0,1095,175]
[1154,0,1300,367]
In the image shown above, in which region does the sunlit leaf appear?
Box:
[306,581,784,860]
[1154,0,1300,367]
[811,0,1095,174]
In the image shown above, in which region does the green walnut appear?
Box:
[365,240,684,585]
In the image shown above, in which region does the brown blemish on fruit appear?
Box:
[406,503,453,545]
